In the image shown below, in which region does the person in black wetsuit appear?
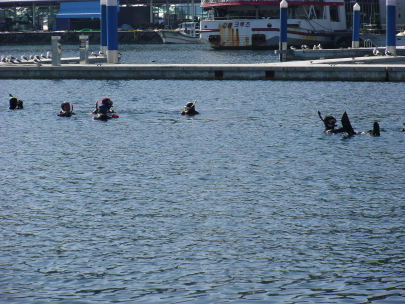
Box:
[318,111,380,136]
[93,104,111,120]
[318,111,344,134]
[92,97,114,114]
[57,102,75,117]
[181,101,199,115]
[9,96,23,110]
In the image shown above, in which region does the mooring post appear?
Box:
[279,0,288,62]
[51,36,61,66]
[386,0,396,56]
[352,3,360,48]
[100,0,107,57]
[107,0,118,63]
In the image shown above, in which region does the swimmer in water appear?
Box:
[57,102,75,117]
[181,100,199,115]
[319,111,380,136]
[318,111,344,134]
[93,103,111,120]
[9,95,23,110]
[92,97,114,114]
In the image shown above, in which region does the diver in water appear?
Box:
[318,111,344,133]
[181,100,199,115]
[93,103,111,120]
[318,111,380,136]
[57,102,75,117]
[92,97,114,114]
[92,97,119,120]
[9,95,23,110]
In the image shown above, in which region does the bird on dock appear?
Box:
[34,55,41,61]
[14,58,22,63]
[373,48,381,56]
[47,51,52,59]
[301,45,308,50]
[99,51,105,57]
[41,54,47,59]
[290,46,296,50]
[29,55,34,60]
[385,49,393,56]
[21,55,28,61]
[33,58,40,63]
[1,56,6,63]
[313,45,318,50]
[91,52,98,57]
[317,44,322,49]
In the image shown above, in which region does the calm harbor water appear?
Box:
[1,44,405,303]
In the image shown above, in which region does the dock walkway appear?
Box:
[1,54,405,82]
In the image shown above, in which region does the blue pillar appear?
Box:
[107,0,118,63]
[279,0,288,61]
[352,3,360,48]
[386,0,396,55]
[100,0,107,56]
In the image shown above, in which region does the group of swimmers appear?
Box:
[8,95,405,133]
[8,95,200,119]
[55,97,119,120]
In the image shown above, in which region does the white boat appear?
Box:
[156,22,202,44]
[200,0,351,49]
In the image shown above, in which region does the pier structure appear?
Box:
[107,0,118,63]
[352,3,360,49]
[1,53,405,82]
[100,0,107,56]
[278,0,288,62]
[386,0,397,55]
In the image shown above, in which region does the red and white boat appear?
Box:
[199,0,351,49]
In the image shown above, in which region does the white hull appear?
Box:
[200,0,349,50]
[157,30,202,44]
[200,19,350,50]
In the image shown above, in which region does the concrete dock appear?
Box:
[1,55,405,82]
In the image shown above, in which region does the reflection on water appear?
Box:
[0,45,405,303]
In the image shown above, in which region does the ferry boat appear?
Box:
[156,22,202,44]
[199,0,351,49]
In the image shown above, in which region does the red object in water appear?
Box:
[112,114,119,118]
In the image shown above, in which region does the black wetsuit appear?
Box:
[57,111,75,117]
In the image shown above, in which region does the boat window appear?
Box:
[330,6,340,22]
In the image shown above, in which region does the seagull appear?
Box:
[385,49,393,56]
[99,51,105,57]
[41,54,47,59]
[373,48,381,56]
[313,45,318,49]
[1,56,6,63]
[29,55,34,60]
[118,52,122,55]
[33,58,40,63]
[15,58,22,63]
[34,55,41,61]
[317,44,322,49]
[290,46,296,50]
[301,45,308,50]
[91,51,98,57]
[46,51,52,59]
[21,55,28,61]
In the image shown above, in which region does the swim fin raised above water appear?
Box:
[341,111,355,135]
